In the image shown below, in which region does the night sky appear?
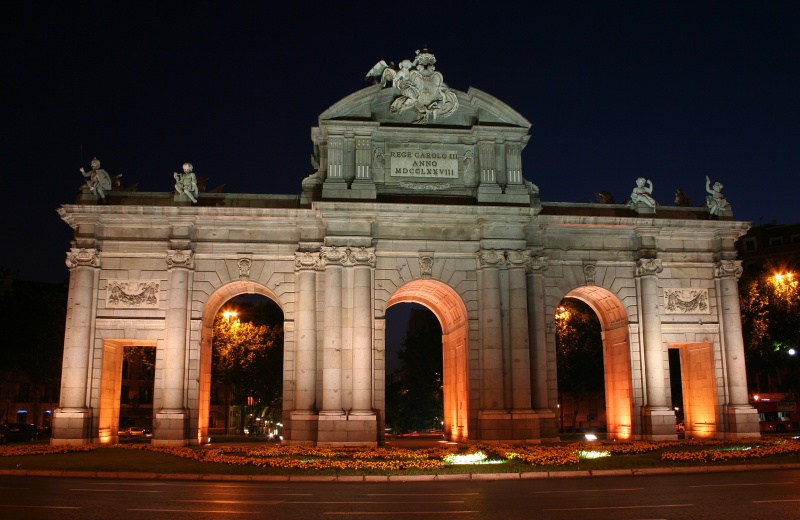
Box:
[3,1,798,284]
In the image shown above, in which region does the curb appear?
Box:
[2,463,799,482]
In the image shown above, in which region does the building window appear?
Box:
[791,234,800,244]
[122,359,130,379]
[17,383,30,402]
[743,237,756,252]
[139,386,153,405]
[769,237,783,247]
[120,385,130,404]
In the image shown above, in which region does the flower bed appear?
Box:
[2,438,798,472]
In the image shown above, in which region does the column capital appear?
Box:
[349,246,376,267]
[506,249,530,268]
[526,255,549,273]
[635,258,663,277]
[295,251,321,271]
[65,248,101,269]
[166,249,194,269]
[477,248,505,268]
[320,245,348,267]
[715,259,743,279]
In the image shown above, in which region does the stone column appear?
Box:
[715,260,749,405]
[478,249,505,410]
[715,260,759,436]
[294,251,319,413]
[154,249,193,445]
[526,255,549,411]
[477,140,502,202]
[506,250,533,412]
[635,258,674,438]
[320,246,346,415]
[350,247,376,415]
[52,248,100,444]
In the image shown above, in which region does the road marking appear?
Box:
[691,482,794,488]
[69,488,162,493]
[324,512,478,516]
[753,499,800,503]
[0,505,81,509]
[129,509,260,514]
[283,500,466,504]
[173,500,283,505]
[204,492,311,496]
[529,488,643,494]
[544,504,693,511]
[364,493,479,496]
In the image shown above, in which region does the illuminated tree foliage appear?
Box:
[385,309,443,433]
[740,272,800,398]
[211,307,283,429]
[555,299,604,432]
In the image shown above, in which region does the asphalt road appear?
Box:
[1,469,799,519]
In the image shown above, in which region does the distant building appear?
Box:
[736,221,800,276]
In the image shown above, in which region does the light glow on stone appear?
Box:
[577,450,610,459]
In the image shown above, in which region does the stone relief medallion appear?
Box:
[583,262,597,285]
[419,255,433,279]
[663,288,711,314]
[366,48,459,124]
[106,280,160,309]
[237,258,252,280]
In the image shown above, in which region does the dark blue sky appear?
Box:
[3,1,798,283]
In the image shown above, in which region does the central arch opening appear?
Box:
[386,280,469,442]
[561,286,634,439]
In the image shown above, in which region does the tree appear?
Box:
[385,308,443,433]
[211,307,283,434]
[555,299,604,432]
[740,271,800,398]
[0,280,67,425]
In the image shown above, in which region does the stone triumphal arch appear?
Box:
[53,49,758,446]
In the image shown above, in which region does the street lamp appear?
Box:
[223,310,238,322]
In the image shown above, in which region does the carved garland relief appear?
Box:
[663,288,711,314]
[106,280,160,309]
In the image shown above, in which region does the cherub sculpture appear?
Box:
[80,157,113,202]
[629,177,656,209]
[705,176,729,215]
[174,162,199,203]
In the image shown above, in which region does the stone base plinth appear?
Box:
[723,404,760,438]
[152,410,188,446]
[641,407,678,440]
[474,409,546,442]
[51,409,92,445]
[316,413,378,446]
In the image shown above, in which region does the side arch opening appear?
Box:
[562,286,633,439]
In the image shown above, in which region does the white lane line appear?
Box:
[172,500,283,505]
[325,512,478,516]
[545,504,693,511]
[0,505,81,509]
[691,482,795,488]
[129,509,260,514]
[282,501,465,505]
[204,492,312,496]
[753,499,800,503]
[68,488,162,493]
[529,488,643,494]
[364,493,479,496]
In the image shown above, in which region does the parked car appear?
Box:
[125,427,145,437]
[0,423,39,443]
